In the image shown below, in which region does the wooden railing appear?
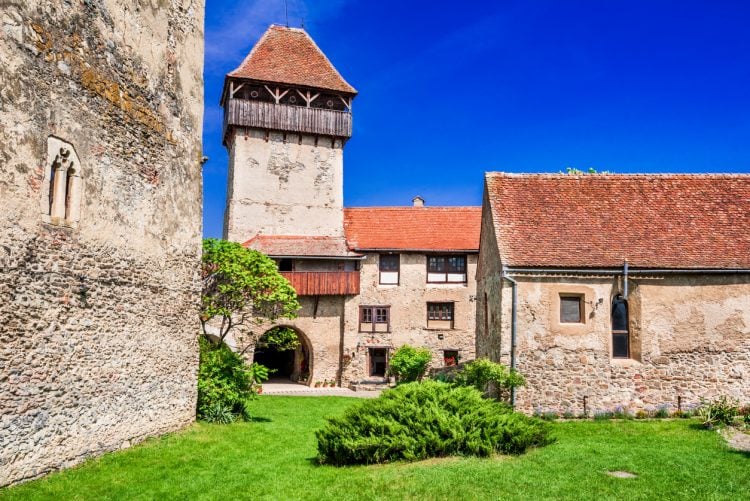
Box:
[224,99,352,139]
[280,271,360,296]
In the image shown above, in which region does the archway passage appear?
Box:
[253,326,311,384]
[253,344,295,378]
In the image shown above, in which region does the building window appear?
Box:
[368,348,388,377]
[359,305,390,332]
[427,255,467,283]
[612,295,629,358]
[560,295,583,323]
[427,302,454,329]
[278,258,293,271]
[379,254,399,285]
[443,350,459,366]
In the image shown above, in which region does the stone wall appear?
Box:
[342,253,478,384]
[484,274,750,414]
[0,0,204,486]
[224,130,345,241]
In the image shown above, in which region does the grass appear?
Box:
[2,396,748,500]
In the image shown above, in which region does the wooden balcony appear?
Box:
[280,271,360,296]
[224,98,352,140]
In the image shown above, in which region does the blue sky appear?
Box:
[202,0,750,238]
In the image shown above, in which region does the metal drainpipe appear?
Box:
[502,270,518,408]
[623,260,629,299]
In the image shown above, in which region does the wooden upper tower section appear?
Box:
[221,25,356,144]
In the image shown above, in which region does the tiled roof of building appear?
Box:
[228,25,357,94]
[243,235,361,258]
[343,207,482,252]
[485,173,750,269]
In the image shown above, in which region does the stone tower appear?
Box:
[222,25,357,241]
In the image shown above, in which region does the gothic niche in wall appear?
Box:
[41,136,82,227]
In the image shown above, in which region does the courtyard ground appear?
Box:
[2,396,748,500]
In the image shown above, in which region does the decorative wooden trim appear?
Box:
[225,98,352,138]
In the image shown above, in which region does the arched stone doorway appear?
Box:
[253,326,313,385]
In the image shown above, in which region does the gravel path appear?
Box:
[261,381,381,398]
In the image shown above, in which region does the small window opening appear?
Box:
[612,295,630,358]
[427,302,454,329]
[443,350,459,367]
[359,306,390,332]
[560,295,583,323]
[278,258,293,272]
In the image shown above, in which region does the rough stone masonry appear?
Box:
[0,0,204,486]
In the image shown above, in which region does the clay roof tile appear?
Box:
[344,207,481,252]
[484,173,750,269]
[228,24,356,94]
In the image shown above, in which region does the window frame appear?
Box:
[611,295,630,359]
[559,294,584,324]
[443,349,459,367]
[359,305,391,333]
[378,253,400,285]
[426,301,455,329]
[426,254,468,284]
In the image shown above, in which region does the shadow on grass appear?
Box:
[248,416,272,423]
[728,449,750,459]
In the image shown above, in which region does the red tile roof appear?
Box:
[344,207,482,252]
[243,235,360,258]
[485,173,750,269]
[229,25,356,94]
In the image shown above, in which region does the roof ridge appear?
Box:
[486,172,750,178]
[344,206,481,210]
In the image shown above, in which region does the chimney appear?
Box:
[412,195,425,207]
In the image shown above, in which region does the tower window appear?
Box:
[612,295,630,358]
[379,254,399,285]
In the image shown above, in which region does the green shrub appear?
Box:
[197,336,268,422]
[388,345,432,382]
[450,358,525,401]
[258,326,300,351]
[316,381,553,465]
[653,405,670,419]
[698,396,740,428]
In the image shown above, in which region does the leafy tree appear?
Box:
[451,358,525,401]
[388,345,432,382]
[257,326,300,352]
[200,238,300,345]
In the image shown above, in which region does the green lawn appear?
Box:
[2,396,748,500]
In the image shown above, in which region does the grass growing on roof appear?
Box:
[3,396,749,500]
